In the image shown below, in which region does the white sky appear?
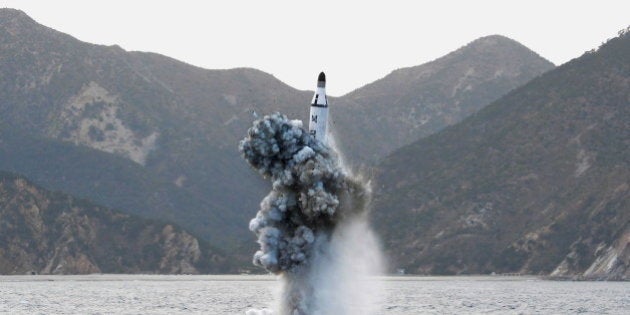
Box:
[1,0,628,96]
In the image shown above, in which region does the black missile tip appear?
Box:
[318,72,326,82]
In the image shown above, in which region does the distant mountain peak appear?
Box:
[373,30,630,279]
[0,7,28,17]
[462,35,523,52]
[334,34,555,163]
[0,8,65,41]
[448,34,553,66]
[0,8,36,26]
[470,34,518,44]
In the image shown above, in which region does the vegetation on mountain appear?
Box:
[373,30,629,279]
[0,9,307,246]
[0,171,229,274]
[333,35,554,164]
[0,9,553,253]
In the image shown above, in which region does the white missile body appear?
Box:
[309,72,329,144]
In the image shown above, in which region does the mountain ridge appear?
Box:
[372,29,629,279]
[332,34,554,164]
[0,171,230,274]
[0,8,556,262]
[0,8,308,246]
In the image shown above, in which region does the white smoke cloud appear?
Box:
[240,113,384,314]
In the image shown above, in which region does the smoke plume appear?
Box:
[240,113,383,314]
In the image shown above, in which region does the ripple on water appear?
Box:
[0,275,628,314]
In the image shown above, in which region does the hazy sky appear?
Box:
[2,0,628,95]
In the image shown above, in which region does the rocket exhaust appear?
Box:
[240,72,383,315]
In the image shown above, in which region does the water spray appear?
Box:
[240,74,383,315]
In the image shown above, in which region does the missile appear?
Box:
[309,72,329,144]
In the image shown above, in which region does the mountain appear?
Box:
[0,171,229,274]
[373,29,630,280]
[0,128,239,243]
[332,35,554,164]
[0,8,308,245]
[0,9,553,256]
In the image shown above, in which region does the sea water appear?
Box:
[0,275,628,314]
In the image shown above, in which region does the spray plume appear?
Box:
[240,113,383,314]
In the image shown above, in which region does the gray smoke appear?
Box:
[240,113,376,314]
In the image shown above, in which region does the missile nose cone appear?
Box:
[317,72,326,88]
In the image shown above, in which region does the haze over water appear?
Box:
[1,275,628,314]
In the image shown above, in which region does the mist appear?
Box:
[240,113,384,314]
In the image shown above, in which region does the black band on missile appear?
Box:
[311,103,328,108]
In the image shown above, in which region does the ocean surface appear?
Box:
[0,275,628,314]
